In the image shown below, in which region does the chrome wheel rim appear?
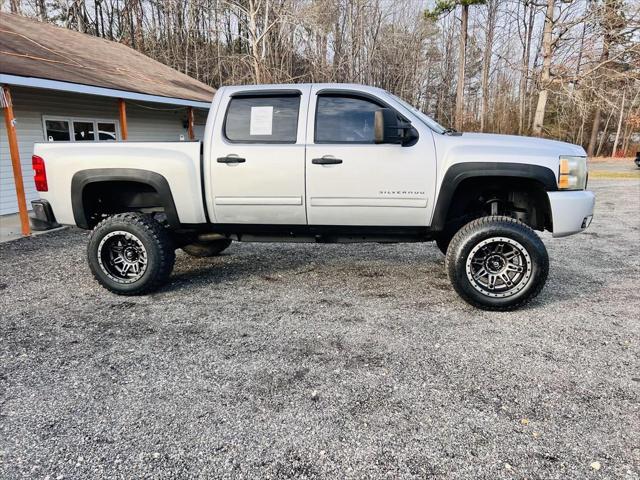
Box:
[465,237,532,298]
[97,231,148,284]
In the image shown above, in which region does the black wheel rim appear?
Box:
[465,236,532,298]
[97,231,148,284]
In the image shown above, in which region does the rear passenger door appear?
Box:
[209,87,310,224]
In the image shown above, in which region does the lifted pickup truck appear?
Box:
[32,84,595,310]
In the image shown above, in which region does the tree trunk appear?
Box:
[621,90,640,154]
[481,1,497,132]
[518,1,534,135]
[596,110,614,157]
[532,0,555,136]
[72,0,86,33]
[135,0,145,54]
[587,1,613,156]
[455,4,469,131]
[37,0,47,21]
[247,0,262,83]
[587,108,602,157]
[612,89,626,157]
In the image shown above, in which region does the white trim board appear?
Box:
[0,74,212,109]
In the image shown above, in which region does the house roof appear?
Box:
[0,12,215,106]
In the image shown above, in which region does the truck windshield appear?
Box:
[386,93,447,135]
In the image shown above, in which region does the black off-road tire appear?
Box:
[88,213,175,295]
[445,216,549,311]
[181,238,232,257]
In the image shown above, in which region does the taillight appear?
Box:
[32,155,48,192]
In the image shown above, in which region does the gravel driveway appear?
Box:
[1,177,638,479]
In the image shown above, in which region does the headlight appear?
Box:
[558,156,588,190]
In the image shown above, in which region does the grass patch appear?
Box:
[589,171,640,180]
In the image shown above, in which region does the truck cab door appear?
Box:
[207,86,310,224]
[305,87,436,226]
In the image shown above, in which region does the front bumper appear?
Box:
[31,200,61,231]
[547,191,595,238]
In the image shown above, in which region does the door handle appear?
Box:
[312,157,343,165]
[217,156,246,164]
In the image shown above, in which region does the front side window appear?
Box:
[224,95,300,143]
[315,96,381,143]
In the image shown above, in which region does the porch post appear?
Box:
[1,85,31,236]
[118,98,128,140]
[187,106,195,140]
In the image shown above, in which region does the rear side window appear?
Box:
[224,95,300,143]
[315,95,381,143]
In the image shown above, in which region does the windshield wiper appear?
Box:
[443,128,462,136]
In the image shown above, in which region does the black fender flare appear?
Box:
[430,162,557,231]
[71,168,180,229]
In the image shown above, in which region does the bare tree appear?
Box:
[531,0,555,136]
[586,0,627,156]
[611,88,625,156]
[427,0,487,131]
[2,0,639,155]
[480,0,498,132]
[517,0,536,134]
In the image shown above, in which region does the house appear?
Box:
[0,12,215,221]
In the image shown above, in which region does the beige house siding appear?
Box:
[0,86,208,215]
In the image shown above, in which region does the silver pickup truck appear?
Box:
[31,83,595,310]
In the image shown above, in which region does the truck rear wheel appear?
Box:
[87,213,175,295]
[181,239,232,257]
[445,216,548,311]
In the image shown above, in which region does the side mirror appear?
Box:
[374,108,418,146]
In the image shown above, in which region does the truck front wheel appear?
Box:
[445,216,549,311]
[87,213,175,295]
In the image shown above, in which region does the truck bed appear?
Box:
[33,141,205,226]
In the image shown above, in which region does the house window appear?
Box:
[73,121,95,141]
[97,122,117,141]
[44,120,71,141]
[43,117,119,142]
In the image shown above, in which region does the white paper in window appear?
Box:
[250,106,273,136]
